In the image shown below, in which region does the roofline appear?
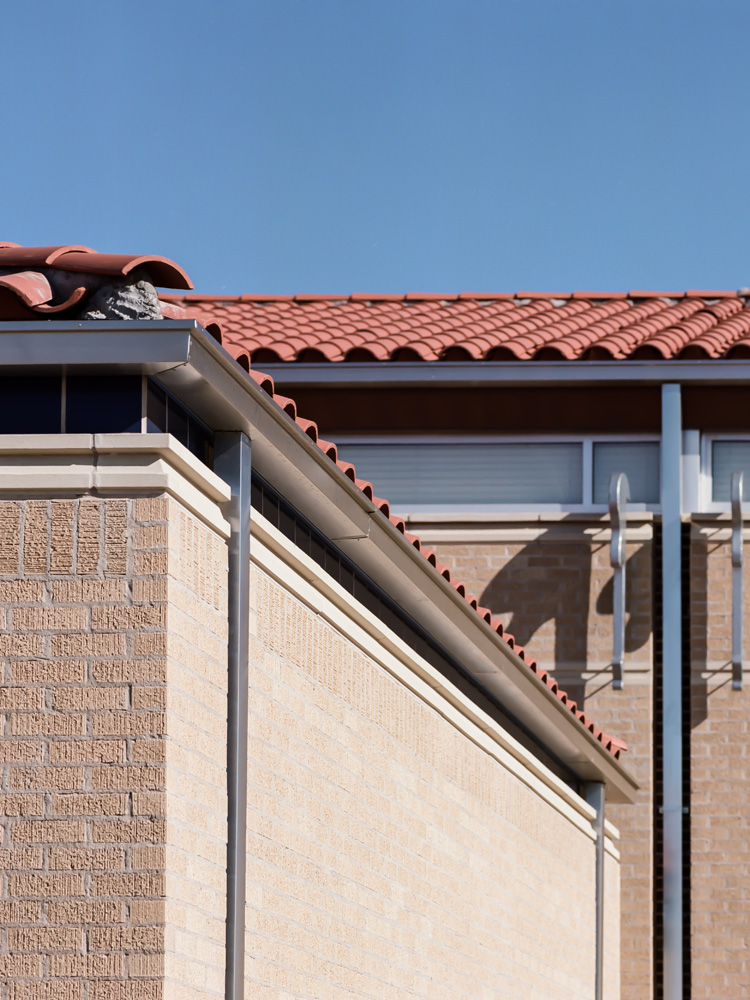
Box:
[260,359,750,388]
[0,319,636,800]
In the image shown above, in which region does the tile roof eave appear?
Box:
[183,324,632,783]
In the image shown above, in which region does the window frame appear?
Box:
[700,432,750,512]
[331,432,662,515]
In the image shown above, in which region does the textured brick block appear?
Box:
[12,819,86,843]
[50,792,128,816]
[0,686,45,710]
[9,765,84,790]
[47,900,126,925]
[49,739,126,764]
[8,873,85,897]
[12,606,87,631]
[9,926,83,952]
[48,847,125,871]
[0,495,228,1000]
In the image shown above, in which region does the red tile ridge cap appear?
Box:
[404,292,459,301]
[0,245,192,290]
[294,294,348,302]
[349,293,407,302]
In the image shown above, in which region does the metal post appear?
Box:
[585,782,605,1000]
[214,432,252,1000]
[609,472,630,690]
[661,383,683,1000]
[731,471,744,691]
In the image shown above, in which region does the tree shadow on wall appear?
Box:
[479,529,651,704]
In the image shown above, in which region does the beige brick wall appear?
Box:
[690,531,750,999]
[247,564,608,999]
[0,495,228,1000]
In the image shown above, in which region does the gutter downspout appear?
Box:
[215,433,252,1000]
[585,782,605,1000]
[660,384,683,1000]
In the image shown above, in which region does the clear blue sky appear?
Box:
[5,0,750,294]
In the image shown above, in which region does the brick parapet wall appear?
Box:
[0,494,228,1000]
[246,555,615,999]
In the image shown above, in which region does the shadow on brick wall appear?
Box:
[689,540,709,729]
[479,531,650,692]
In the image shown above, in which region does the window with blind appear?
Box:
[711,440,750,502]
[334,438,660,510]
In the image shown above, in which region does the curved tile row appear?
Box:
[161,291,750,363]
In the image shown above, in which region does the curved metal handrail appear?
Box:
[609,472,630,690]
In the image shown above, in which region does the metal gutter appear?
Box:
[585,782,605,1000]
[0,320,637,801]
[609,473,630,691]
[731,472,744,690]
[214,433,252,1000]
[660,384,683,1000]
[260,359,750,387]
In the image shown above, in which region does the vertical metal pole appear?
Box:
[214,432,251,1000]
[609,472,630,690]
[731,472,744,690]
[661,384,683,1000]
[586,782,605,1000]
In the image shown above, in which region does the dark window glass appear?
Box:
[0,377,61,434]
[188,418,211,466]
[146,381,167,433]
[66,376,142,434]
[278,503,295,542]
[310,534,326,568]
[167,398,188,447]
[294,520,311,557]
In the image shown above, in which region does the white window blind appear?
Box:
[335,442,583,506]
[592,442,660,504]
[712,441,750,501]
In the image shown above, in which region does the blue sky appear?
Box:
[4,0,750,294]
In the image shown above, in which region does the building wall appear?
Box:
[689,526,750,1000]
[245,521,619,1000]
[418,519,652,1000]
[0,494,228,1000]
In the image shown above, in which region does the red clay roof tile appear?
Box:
[163,290,750,363]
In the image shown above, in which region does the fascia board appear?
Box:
[260,360,750,387]
[0,319,193,372]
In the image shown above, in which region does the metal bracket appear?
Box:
[609,472,630,690]
[731,471,744,691]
